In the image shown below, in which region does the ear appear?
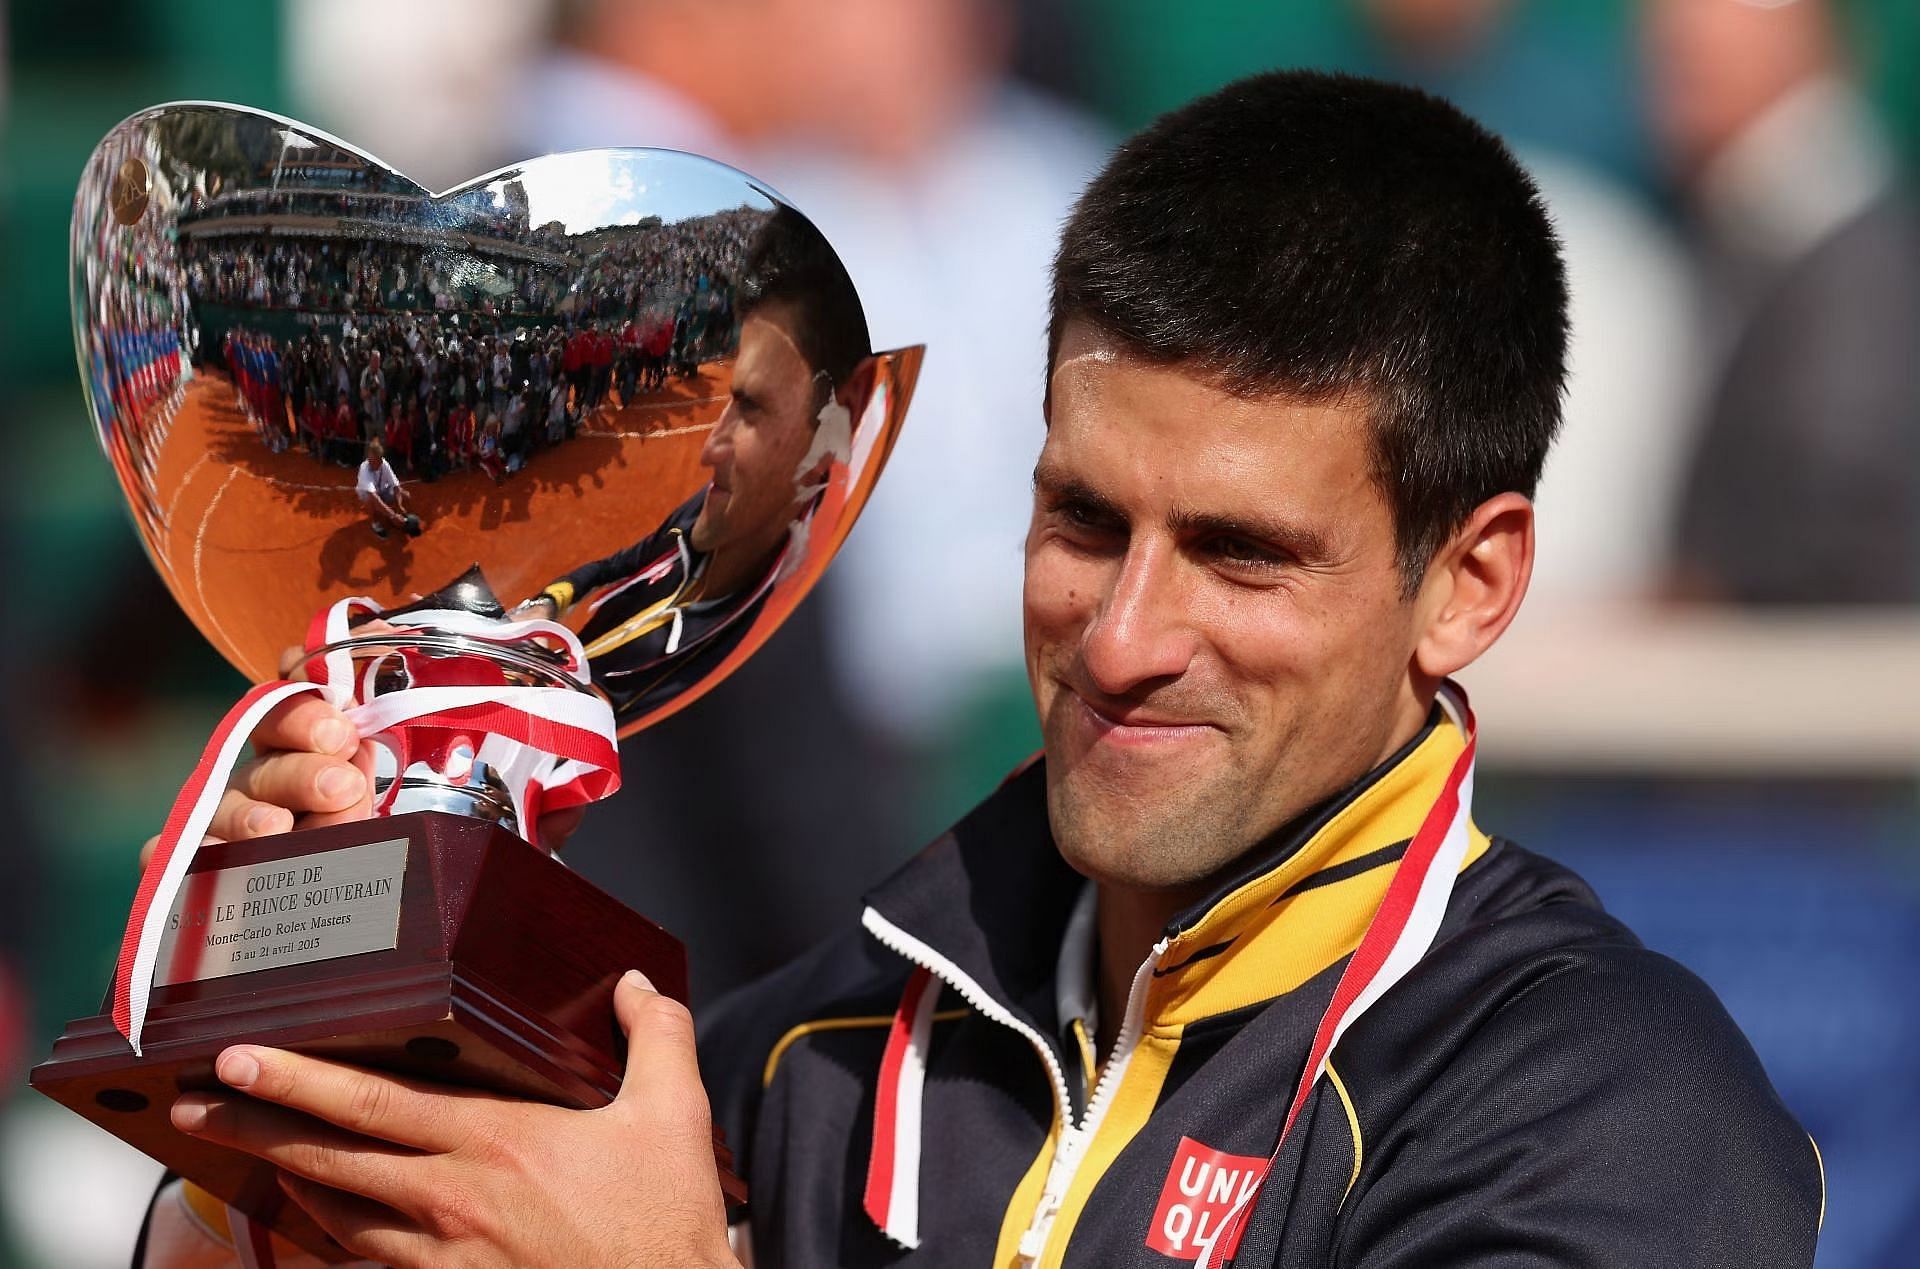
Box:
[1411,492,1535,681]
[836,356,881,422]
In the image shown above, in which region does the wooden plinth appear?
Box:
[31,812,743,1262]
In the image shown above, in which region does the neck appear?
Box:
[1091,880,1201,1056]
[696,535,785,601]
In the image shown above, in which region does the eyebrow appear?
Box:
[1034,461,1333,563]
[1032,464,1122,521]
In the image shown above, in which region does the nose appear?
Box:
[1079,536,1198,696]
[701,405,738,470]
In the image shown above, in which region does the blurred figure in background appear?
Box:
[1645,0,1920,604]
[284,0,1110,998]
[1354,0,1700,609]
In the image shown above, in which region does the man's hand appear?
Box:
[509,596,559,622]
[169,972,737,1269]
[137,638,586,870]
[139,644,373,869]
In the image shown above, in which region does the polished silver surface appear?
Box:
[306,631,585,693]
[73,102,923,736]
[151,837,409,985]
[383,765,522,830]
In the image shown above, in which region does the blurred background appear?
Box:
[3,0,1917,1264]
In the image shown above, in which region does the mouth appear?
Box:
[1070,690,1221,748]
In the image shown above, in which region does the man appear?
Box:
[513,207,871,724]
[327,394,356,468]
[356,349,384,440]
[500,385,528,471]
[354,439,419,540]
[489,337,513,421]
[140,73,1818,1267]
[1643,0,1920,604]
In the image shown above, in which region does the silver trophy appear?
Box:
[35,102,922,1258]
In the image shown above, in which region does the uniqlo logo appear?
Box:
[1144,1136,1269,1260]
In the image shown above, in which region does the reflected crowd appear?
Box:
[177,204,757,323]
[73,128,194,542]
[216,304,736,478]
[176,201,757,476]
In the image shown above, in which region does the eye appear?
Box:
[1059,499,1101,529]
[1204,535,1288,571]
[1051,496,1122,537]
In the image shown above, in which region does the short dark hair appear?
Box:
[740,205,871,391]
[1048,71,1568,590]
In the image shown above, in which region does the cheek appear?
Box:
[1200,585,1367,707]
[1291,592,1416,719]
[739,436,779,496]
[1022,539,1099,663]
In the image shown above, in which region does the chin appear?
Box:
[1046,773,1236,893]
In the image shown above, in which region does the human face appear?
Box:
[1641,0,1832,173]
[691,303,820,557]
[1025,322,1431,894]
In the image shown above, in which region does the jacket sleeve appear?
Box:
[1333,949,1822,1269]
[133,1178,356,1268]
[545,491,705,612]
[549,529,673,609]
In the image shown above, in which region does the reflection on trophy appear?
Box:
[517,204,878,719]
[32,102,922,1260]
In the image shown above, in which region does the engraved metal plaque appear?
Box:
[152,839,409,986]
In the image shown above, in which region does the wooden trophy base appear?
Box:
[31,812,743,1262]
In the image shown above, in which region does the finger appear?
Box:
[139,831,225,871]
[286,618,407,682]
[171,1092,429,1211]
[209,769,371,842]
[249,694,355,757]
[612,971,710,1122]
[232,751,368,819]
[277,643,309,681]
[278,1172,432,1269]
[206,788,294,843]
[295,740,379,830]
[535,805,585,853]
[214,1046,468,1154]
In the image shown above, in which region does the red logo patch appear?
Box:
[1144,1135,1269,1261]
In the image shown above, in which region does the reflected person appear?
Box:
[355,440,421,540]
[514,208,872,721]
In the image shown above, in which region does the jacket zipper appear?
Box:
[861,906,1170,1267]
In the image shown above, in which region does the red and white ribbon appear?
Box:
[112,679,329,1055]
[113,595,620,1058]
[1196,681,1477,1268]
[863,965,942,1249]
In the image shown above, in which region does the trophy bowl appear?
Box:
[32,102,922,1260]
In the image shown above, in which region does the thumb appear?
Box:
[612,970,705,1112]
